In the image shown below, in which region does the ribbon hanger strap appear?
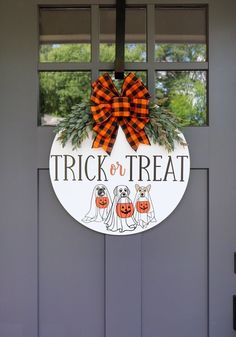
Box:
[115,0,126,79]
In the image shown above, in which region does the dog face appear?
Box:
[135,184,151,197]
[114,185,130,198]
[96,184,107,197]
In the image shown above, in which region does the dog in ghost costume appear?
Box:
[83,184,111,223]
[134,184,156,228]
[105,185,137,233]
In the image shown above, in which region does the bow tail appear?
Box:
[92,117,119,155]
[119,119,150,152]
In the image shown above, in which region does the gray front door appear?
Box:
[0,1,236,337]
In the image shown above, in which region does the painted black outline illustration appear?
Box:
[105,185,137,233]
[83,184,111,223]
[133,184,156,228]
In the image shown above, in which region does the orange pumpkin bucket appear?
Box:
[95,196,109,209]
[136,197,150,213]
[116,197,134,218]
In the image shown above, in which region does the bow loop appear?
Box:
[91,73,150,154]
[121,72,150,99]
[91,82,115,105]
[92,73,120,96]
[91,104,111,124]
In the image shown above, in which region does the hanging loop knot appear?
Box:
[90,72,150,155]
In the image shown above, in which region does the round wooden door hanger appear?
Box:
[49,128,190,235]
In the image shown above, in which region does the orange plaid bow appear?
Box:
[91,72,150,155]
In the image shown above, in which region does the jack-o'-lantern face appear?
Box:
[136,200,150,213]
[116,200,134,218]
[96,196,109,209]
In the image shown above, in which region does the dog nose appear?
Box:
[122,192,126,197]
[141,193,144,197]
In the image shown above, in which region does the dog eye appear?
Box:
[124,188,127,192]
[139,189,142,192]
[119,189,122,193]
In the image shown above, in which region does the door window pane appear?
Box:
[156,71,207,126]
[99,7,146,62]
[40,71,91,125]
[100,8,116,62]
[39,8,91,62]
[155,7,207,62]
[125,8,146,62]
[38,6,208,127]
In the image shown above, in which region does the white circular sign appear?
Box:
[49,128,190,235]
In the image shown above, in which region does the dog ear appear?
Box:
[127,186,130,195]
[146,184,151,192]
[113,186,118,196]
[135,184,140,191]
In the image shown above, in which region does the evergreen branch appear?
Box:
[55,101,186,152]
[55,101,94,149]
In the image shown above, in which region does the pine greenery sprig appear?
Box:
[145,103,186,152]
[55,101,186,152]
[55,101,94,149]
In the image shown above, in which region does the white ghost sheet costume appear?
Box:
[82,184,111,223]
[134,186,156,228]
[105,186,137,233]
